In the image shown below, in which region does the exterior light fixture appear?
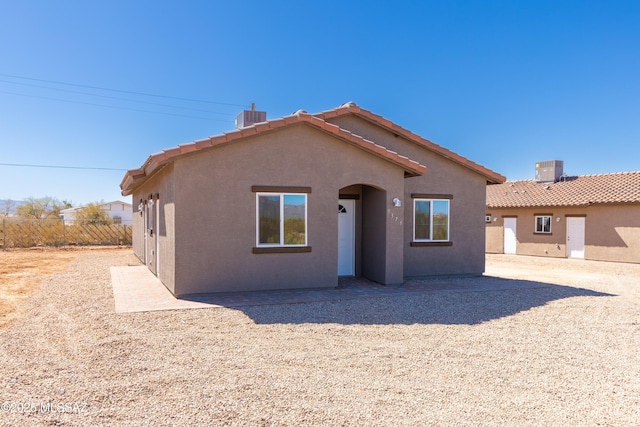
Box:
[392,198,401,207]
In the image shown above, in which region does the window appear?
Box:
[257,193,307,246]
[113,216,122,225]
[414,199,450,241]
[535,215,551,234]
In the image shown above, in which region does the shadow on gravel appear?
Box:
[229,276,615,325]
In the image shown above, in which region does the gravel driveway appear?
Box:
[1,250,639,426]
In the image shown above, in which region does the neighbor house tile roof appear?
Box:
[314,102,505,184]
[120,110,427,196]
[486,171,640,208]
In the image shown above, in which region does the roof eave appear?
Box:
[315,104,505,184]
[120,111,427,195]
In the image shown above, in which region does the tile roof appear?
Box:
[120,110,427,196]
[486,171,640,208]
[314,102,505,184]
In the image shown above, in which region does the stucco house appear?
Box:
[486,160,640,263]
[61,201,133,225]
[120,102,505,296]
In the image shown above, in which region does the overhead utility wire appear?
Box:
[0,90,231,122]
[0,163,128,171]
[0,78,236,116]
[0,72,249,108]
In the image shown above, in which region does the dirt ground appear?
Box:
[0,249,639,426]
[0,247,125,328]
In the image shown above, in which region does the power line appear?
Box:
[0,163,128,171]
[0,90,232,122]
[0,72,249,108]
[0,78,236,116]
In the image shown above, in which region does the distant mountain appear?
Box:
[284,203,305,219]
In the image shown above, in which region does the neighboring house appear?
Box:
[61,201,133,225]
[120,102,505,296]
[486,160,640,263]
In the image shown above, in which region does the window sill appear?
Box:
[533,232,553,235]
[252,246,312,254]
[410,241,453,247]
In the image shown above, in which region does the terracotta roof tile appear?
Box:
[486,171,640,208]
[178,142,197,154]
[120,108,428,196]
[313,103,505,184]
[163,147,181,158]
[193,138,213,150]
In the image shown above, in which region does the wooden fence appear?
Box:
[0,218,132,249]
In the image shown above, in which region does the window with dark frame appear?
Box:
[535,215,551,234]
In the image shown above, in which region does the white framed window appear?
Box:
[535,215,551,234]
[256,193,307,247]
[413,199,450,242]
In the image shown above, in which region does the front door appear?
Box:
[566,217,585,259]
[503,217,517,254]
[338,199,355,276]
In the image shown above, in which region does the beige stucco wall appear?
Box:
[132,163,177,294]
[130,113,497,294]
[485,205,640,263]
[170,124,407,295]
[328,115,489,276]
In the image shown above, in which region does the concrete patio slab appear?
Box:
[110,266,219,313]
[110,265,552,314]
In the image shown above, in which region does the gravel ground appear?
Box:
[1,250,639,426]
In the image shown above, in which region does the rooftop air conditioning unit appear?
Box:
[235,103,266,129]
[535,160,564,182]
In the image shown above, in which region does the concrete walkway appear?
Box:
[110,265,551,314]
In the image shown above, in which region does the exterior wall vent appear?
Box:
[535,160,564,182]
[235,103,266,129]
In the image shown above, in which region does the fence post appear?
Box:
[116,224,120,246]
[62,218,66,247]
[2,218,4,250]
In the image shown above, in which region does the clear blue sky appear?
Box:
[1,1,638,205]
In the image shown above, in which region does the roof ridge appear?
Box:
[577,170,640,177]
[502,170,640,183]
[313,103,505,184]
[487,168,640,208]
[121,109,427,195]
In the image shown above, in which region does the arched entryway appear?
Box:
[338,184,388,283]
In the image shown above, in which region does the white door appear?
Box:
[155,198,160,278]
[566,217,585,259]
[338,199,355,276]
[143,202,148,265]
[503,217,517,254]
